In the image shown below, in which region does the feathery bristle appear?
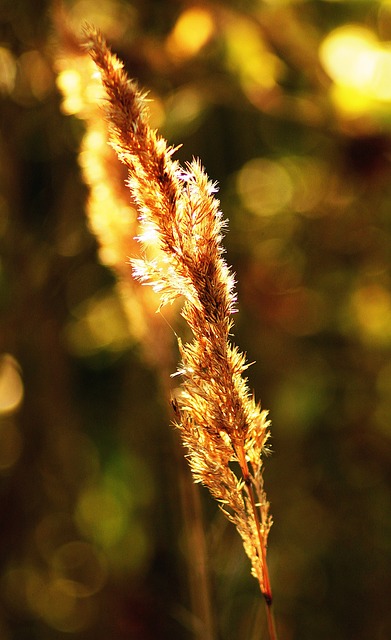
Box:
[84,24,275,617]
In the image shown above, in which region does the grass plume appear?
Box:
[84,26,277,639]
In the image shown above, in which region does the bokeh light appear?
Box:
[320,24,391,116]
[0,47,17,96]
[0,355,24,415]
[166,8,215,60]
[65,0,137,39]
[237,158,293,217]
[1,1,391,639]
[350,282,391,345]
[224,15,282,100]
[65,289,133,357]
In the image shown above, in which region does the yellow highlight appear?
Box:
[320,26,377,90]
[0,354,24,414]
[56,69,83,115]
[167,8,215,59]
[225,18,280,96]
[0,47,17,95]
[56,64,104,116]
[57,69,81,94]
[330,85,373,117]
[368,49,391,100]
[320,25,391,115]
[351,284,391,345]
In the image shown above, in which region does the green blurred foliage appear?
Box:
[1,1,391,639]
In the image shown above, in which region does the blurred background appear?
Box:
[1,0,391,639]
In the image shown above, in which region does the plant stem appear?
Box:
[236,444,278,640]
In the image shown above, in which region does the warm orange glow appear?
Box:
[56,69,83,115]
[56,64,104,116]
[0,354,24,414]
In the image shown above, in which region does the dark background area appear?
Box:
[1,1,391,639]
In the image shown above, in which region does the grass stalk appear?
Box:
[84,25,278,640]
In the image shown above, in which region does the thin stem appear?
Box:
[265,603,278,640]
[236,444,278,640]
